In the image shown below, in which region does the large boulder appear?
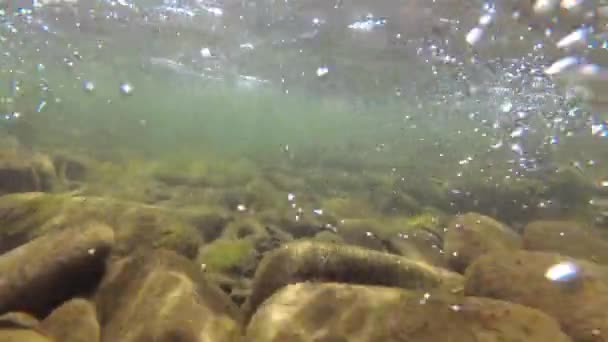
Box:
[523,220,608,264]
[242,240,463,321]
[0,222,114,317]
[246,282,571,342]
[95,249,242,342]
[444,213,521,273]
[465,250,608,341]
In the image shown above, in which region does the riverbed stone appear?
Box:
[465,250,608,341]
[40,298,100,342]
[523,220,608,264]
[242,240,463,321]
[246,282,571,342]
[444,212,521,272]
[0,221,114,317]
[95,249,242,342]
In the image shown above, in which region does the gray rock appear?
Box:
[0,221,114,317]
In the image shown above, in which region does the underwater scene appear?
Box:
[0,0,608,341]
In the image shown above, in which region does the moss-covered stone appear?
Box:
[246,283,571,342]
[465,250,608,341]
[95,249,242,342]
[523,220,608,264]
[197,238,255,274]
[0,150,57,195]
[0,221,114,317]
[242,240,463,322]
[40,299,100,342]
[444,212,521,273]
[0,193,203,258]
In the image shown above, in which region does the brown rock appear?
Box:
[465,250,608,341]
[0,151,56,195]
[444,213,521,272]
[0,329,52,342]
[523,220,608,264]
[246,282,571,342]
[242,240,463,321]
[0,221,114,317]
[40,298,99,342]
[95,249,242,342]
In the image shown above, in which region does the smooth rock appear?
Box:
[242,240,463,321]
[0,329,52,342]
[95,249,242,342]
[246,282,571,342]
[0,221,114,317]
[523,220,608,264]
[444,212,521,273]
[40,298,99,342]
[465,250,608,341]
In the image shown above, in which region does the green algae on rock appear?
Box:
[197,238,255,274]
[523,220,608,264]
[40,299,100,342]
[246,283,571,342]
[444,212,521,273]
[465,250,608,342]
[0,192,203,258]
[95,249,242,342]
[242,240,463,321]
[0,221,114,317]
[0,149,57,195]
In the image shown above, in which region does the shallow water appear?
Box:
[1,0,608,341]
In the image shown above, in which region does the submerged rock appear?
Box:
[465,250,608,341]
[523,220,608,264]
[0,192,202,258]
[0,329,52,342]
[242,240,463,321]
[40,299,100,342]
[0,221,114,317]
[0,151,56,195]
[246,282,571,342]
[95,249,242,342]
[0,312,39,330]
[444,212,521,273]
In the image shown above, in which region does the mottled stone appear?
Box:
[465,250,608,341]
[243,240,463,321]
[95,249,242,342]
[247,282,571,342]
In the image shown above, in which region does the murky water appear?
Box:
[1,0,608,341]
